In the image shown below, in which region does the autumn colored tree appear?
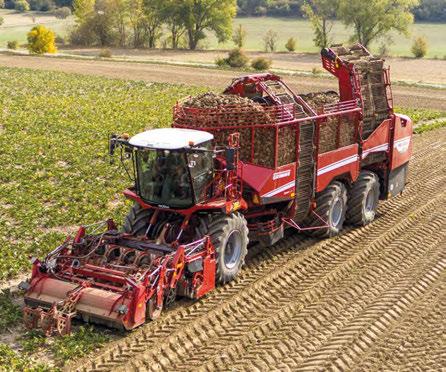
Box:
[27,25,57,54]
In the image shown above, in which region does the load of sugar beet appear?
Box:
[175,92,297,168]
[330,44,389,137]
[301,91,356,153]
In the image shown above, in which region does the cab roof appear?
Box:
[129,128,214,150]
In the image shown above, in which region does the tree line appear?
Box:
[2,0,444,22]
[69,0,236,49]
[238,0,446,23]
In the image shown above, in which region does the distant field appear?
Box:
[207,17,446,58]
[0,9,73,46]
[0,10,445,57]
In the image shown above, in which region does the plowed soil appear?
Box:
[68,128,446,372]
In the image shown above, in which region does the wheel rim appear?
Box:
[224,230,242,270]
[365,189,375,212]
[331,198,343,227]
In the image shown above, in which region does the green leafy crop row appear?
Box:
[0,67,205,279]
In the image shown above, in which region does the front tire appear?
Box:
[346,171,380,226]
[206,213,249,285]
[303,181,347,238]
[123,203,152,236]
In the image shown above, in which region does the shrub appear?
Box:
[7,40,19,49]
[378,43,390,57]
[411,36,428,58]
[27,25,57,54]
[69,21,97,46]
[55,34,65,45]
[285,37,296,52]
[312,67,322,75]
[263,29,278,52]
[225,48,249,68]
[232,24,247,48]
[14,0,29,11]
[54,6,71,19]
[0,16,4,26]
[251,57,272,71]
[99,48,112,58]
[29,0,54,11]
[215,57,227,67]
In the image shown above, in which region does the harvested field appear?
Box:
[0,55,445,111]
[70,127,446,372]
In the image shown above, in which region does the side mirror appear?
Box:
[109,134,117,156]
[225,148,236,170]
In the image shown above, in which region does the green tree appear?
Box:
[73,0,95,22]
[285,37,297,51]
[27,25,57,54]
[263,29,278,52]
[0,0,4,8]
[301,0,337,48]
[237,0,271,16]
[183,0,236,50]
[232,24,247,48]
[338,0,419,48]
[411,36,428,58]
[127,0,146,47]
[142,0,164,48]
[161,0,187,49]
[109,0,128,46]
[15,0,30,11]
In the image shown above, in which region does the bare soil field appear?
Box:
[62,48,446,85]
[68,127,446,372]
[0,55,445,111]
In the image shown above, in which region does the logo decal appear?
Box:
[394,136,411,154]
[273,170,291,180]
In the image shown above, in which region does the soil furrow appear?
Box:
[193,201,445,371]
[353,275,445,371]
[71,129,446,372]
[111,177,445,372]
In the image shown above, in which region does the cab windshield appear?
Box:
[136,149,193,208]
[135,143,214,208]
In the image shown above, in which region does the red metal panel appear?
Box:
[316,144,359,192]
[361,119,391,160]
[390,114,413,170]
[258,163,297,199]
[238,163,274,193]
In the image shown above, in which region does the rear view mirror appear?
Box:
[109,134,117,156]
[225,148,235,170]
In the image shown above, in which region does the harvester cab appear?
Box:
[110,128,216,210]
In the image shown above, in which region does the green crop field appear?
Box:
[0,67,205,279]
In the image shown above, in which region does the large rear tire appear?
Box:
[205,213,249,285]
[303,181,347,238]
[123,203,152,236]
[346,171,380,226]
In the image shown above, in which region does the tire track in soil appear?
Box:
[72,129,446,372]
[81,179,442,367]
[353,274,445,372]
[200,200,445,372]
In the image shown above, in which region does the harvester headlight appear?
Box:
[18,281,31,291]
[252,194,260,205]
[117,305,128,315]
